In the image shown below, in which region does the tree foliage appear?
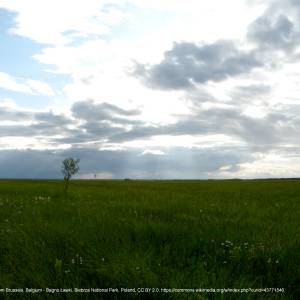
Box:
[61,157,80,191]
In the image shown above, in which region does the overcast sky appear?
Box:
[1,0,300,179]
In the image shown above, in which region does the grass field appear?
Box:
[0,179,299,299]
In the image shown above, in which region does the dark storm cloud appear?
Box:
[0,146,254,179]
[133,40,262,90]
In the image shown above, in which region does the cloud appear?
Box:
[109,105,299,149]
[246,0,300,55]
[2,0,300,179]
[0,100,143,147]
[0,72,54,96]
[49,100,143,145]
[247,14,297,51]
[0,103,74,142]
[141,149,165,156]
[0,0,128,45]
[133,40,262,90]
[71,100,143,133]
[0,146,254,179]
[33,39,112,74]
[230,83,272,100]
[1,94,300,178]
[0,72,32,94]
[25,79,55,96]
[1,96,300,159]
[0,149,63,178]
[72,100,141,120]
[0,103,32,121]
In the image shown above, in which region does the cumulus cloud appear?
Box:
[133,40,262,90]
[2,0,300,179]
[247,0,300,54]
[248,14,297,51]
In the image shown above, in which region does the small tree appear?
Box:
[61,157,80,192]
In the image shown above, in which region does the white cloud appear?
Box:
[2,0,300,178]
[141,149,165,156]
[0,72,32,94]
[4,0,266,126]
[0,72,54,96]
[25,79,55,96]
[231,156,300,179]
[0,0,128,45]
[33,40,112,74]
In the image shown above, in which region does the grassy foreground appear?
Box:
[0,179,299,299]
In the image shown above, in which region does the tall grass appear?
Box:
[0,179,299,299]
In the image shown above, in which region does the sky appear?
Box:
[1,0,300,179]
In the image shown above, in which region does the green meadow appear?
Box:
[0,179,299,299]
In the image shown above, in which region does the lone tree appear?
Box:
[61,157,80,191]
